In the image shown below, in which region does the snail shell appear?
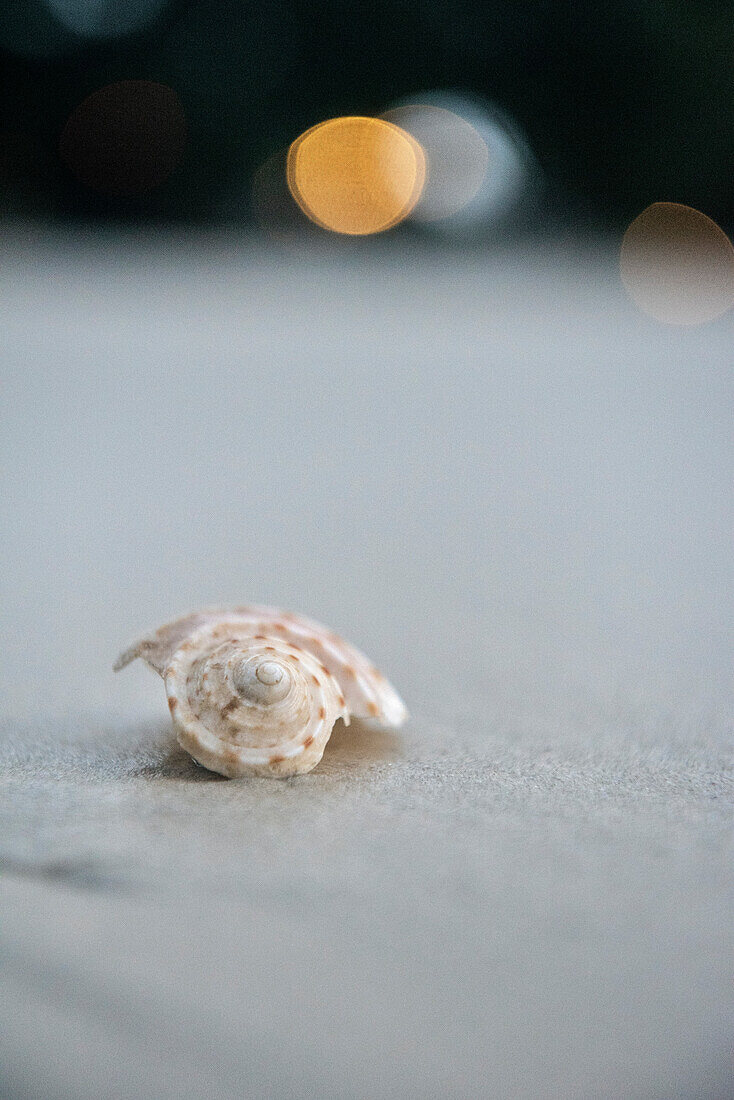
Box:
[114,606,407,778]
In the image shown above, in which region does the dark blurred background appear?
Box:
[1,0,732,230]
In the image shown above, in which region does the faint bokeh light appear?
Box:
[59,81,187,197]
[251,148,311,239]
[381,104,488,221]
[383,91,539,237]
[620,203,734,326]
[0,0,168,56]
[286,116,426,236]
[48,0,167,37]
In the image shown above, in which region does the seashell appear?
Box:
[115,606,407,778]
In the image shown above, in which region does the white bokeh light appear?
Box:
[384,90,540,236]
[1,0,168,57]
[47,0,166,37]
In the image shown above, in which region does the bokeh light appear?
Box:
[0,0,169,57]
[251,148,310,239]
[48,0,167,38]
[286,116,426,236]
[382,92,538,237]
[381,104,488,222]
[620,203,734,325]
[59,81,187,197]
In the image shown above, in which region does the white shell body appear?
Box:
[115,606,407,778]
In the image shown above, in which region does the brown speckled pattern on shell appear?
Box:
[115,605,407,779]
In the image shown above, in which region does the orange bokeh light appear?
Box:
[286,116,426,236]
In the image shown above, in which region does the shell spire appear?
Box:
[115,606,407,778]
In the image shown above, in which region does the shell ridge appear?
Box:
[261,616,394,720]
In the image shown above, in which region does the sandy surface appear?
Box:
[1,234,732,1099]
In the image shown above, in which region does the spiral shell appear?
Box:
[114,606,407,778]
